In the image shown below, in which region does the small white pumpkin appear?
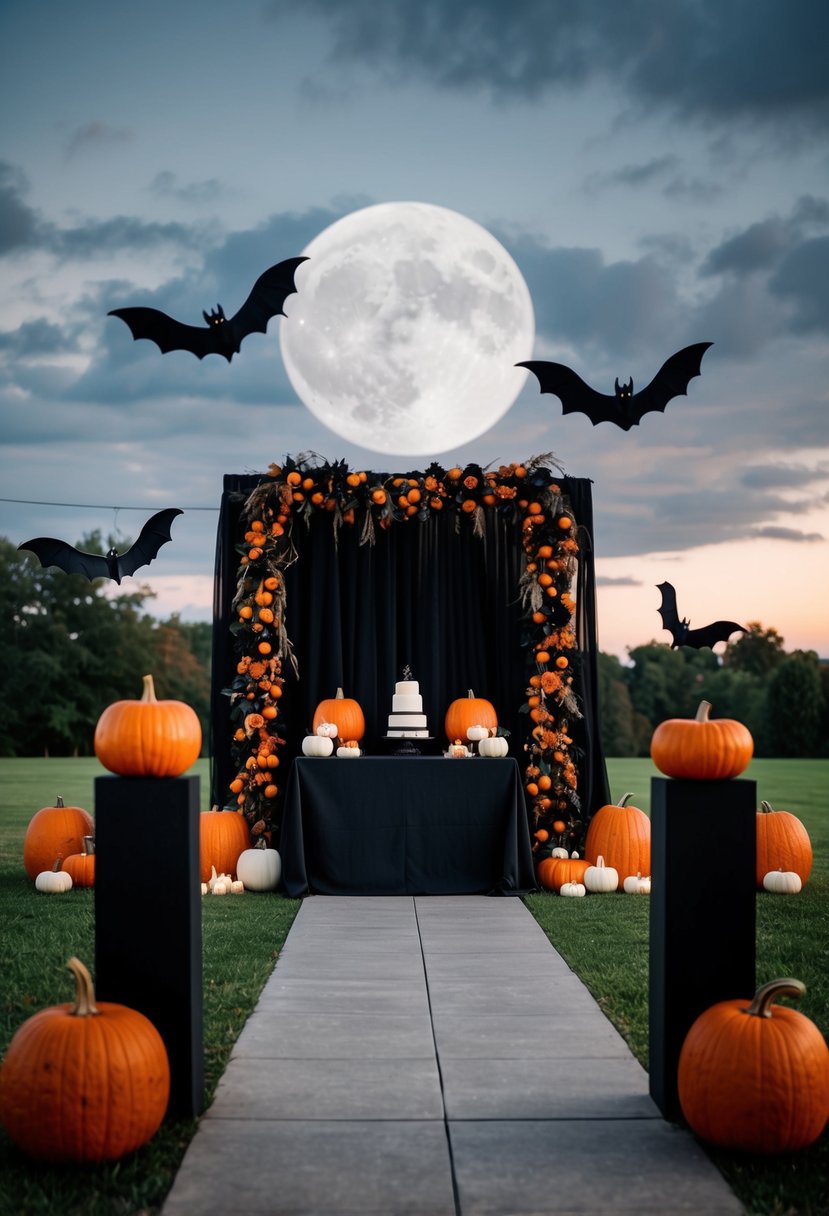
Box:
[763,869,802,894]
[560,881,586,897]
[449,740,469,757]
[337,744,361,758]
[623,872,651,895]
[35,860,73,894]
[212,876,230,895]
[200,881,209,896]
[230,879,245,894]
[479,734,509,757]
[550,847,569,859]
[584,854,619,893]
[236,841,282,892]
[466,724,490,743]
[302,734,334,757]
[316,721,339,739]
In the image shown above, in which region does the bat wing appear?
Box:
[18,537,110,580]
[630,342,713,423]
[518,361,618,426]
[683,620,746,650]
[227,256,309,347]
[656,581,685,645]
[109,307,222,360]
[116,508,183,579]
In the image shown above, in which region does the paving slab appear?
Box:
[161,1118,456,1215]
[233,1010,437,1059]
[208,1056,445,1121]
[449,1119,743,1214]
[161,894,744,1216]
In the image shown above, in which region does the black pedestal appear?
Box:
[649,776,756,1121]
[95,775,204,1119]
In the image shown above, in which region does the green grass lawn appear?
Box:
[0,756,826,1215]
[526,755,829,1216]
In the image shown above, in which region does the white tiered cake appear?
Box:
[386,669,429,738]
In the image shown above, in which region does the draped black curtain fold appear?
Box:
[211,472,609,828]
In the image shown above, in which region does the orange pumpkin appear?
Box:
[312,688,365,742]
[584,793,650,887]
[62,836,96,888]
[23,795,94,881]
[444,689,498,743]
[678,977,829,1153]
[0,957,170,1162]
[650,700,753,780]
[199,808,250,882]
[94,674,202,778]
[537,855,590,892]
[756,800,813,889]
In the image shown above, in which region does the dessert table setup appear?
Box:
[281,672,536,896]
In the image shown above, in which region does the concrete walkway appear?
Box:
[162,896,743,1215]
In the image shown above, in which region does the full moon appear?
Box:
[279,202,535,456]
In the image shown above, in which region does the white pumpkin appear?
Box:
[35,862,73,894]
[236,843,282,892]
[479,734,509,757]
[337,745,361,758]
[316,721,339,739]
[230,879,245,894]
[550,847,569,859]
[212,876,230,895]
[623,872,651,895]
[560,881,586,897]
[302,734,334,757]
[763,869,802,894]
[466,724,490,743]
[584,854,619,893]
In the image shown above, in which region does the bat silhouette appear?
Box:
[19,508,183,584]
[108,257,308,362]
[657,581,745,650]
[518,342,713,431]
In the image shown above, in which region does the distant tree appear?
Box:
[724,623,787,677]
[625,642,718,730]
[764,651,825,757]
[597,652,650,756]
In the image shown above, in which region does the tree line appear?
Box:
[599,627,828,757]
[0,536,211,758]
[2,535,826,758]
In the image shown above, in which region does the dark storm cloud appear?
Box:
[0,319,75,357]
[272,0,829,131]
[752,526,824,542]
[741,464,829,490]
[0,162,46,253]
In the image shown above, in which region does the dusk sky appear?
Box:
[2,0,827,661]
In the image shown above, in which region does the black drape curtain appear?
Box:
[211,472,610,826]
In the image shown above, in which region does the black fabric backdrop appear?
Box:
[210,471,610,830]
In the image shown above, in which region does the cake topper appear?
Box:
[402,664,413,681]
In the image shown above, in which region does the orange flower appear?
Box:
[496,485,517,499]
[463,475,478,490]
[540,671,562,695]
[244,713,265,734]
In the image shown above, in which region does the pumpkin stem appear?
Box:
[335,687,344,699]
[695,700,713,723]
[141,673,158,703]
[759,800,775,814]
[744,977,806,1018]
[597,855,606,868]
[82,835,95,855]
[467,689,475,698]
[618,792,635,807]
[56,794,65,808]
[67,957,99,1017]
[51,858,63,873]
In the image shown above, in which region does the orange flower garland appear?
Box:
[225,455,583,846]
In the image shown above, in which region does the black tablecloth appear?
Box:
[280,757,536,897]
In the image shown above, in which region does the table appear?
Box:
[280,757,536,897]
